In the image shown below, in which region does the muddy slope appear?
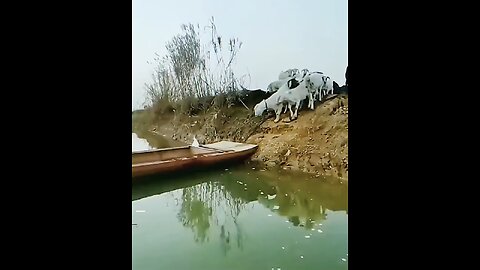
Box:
[133,94,348,180]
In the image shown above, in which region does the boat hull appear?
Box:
[132,142,258,179]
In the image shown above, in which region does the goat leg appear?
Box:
[293,102,300,119]
[274,107,282,123]
[312,93,316,109]
[288,103,294,119]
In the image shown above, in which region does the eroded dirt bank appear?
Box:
[133,94,348,181]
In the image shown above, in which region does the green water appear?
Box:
[132,165,348,270]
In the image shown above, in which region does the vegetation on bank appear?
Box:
[142,17,252,117]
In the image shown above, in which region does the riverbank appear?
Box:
[132,94,348,181]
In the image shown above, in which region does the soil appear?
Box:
[132,94,348,181]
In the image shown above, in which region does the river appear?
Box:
[132,132,348,270]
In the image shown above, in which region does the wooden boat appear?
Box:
[132,141,258,178]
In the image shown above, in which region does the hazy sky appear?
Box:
[132,0,348,109]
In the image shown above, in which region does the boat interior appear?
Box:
[132,146,221,165]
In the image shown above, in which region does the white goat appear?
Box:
[255,77,309,122]
[267,79,291,114]
[267,78,290,93]
[267,74,300,113]
[320,75,334,100]
[297,68,312,79]
[279,69,313,112]
[254,90,292,123]
[278,68,299,80]
[304,72,330,103]
[266,69,324,115]
[276,78,315,119]
[268,70,310,94]
[307,72,333,101]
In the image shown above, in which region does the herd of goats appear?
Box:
[253,68,343,122]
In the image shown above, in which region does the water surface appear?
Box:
[132,133,348,270]
[133,129,185,151]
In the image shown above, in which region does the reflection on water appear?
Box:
[132,166,348,270]
[132,130,185,151]
[177,181,247,249]
[256,170,348,228]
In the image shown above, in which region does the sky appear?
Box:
[132,0,348,110]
